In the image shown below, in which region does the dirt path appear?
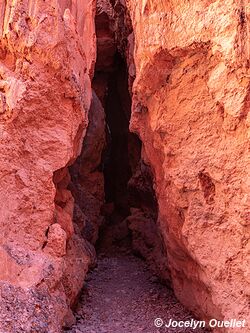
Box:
[65,247,210,333]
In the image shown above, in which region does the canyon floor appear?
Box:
[65,242,210,333]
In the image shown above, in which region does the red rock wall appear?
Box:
[126,0,250,330]
[0,1,97,331]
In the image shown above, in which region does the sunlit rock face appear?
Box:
[125,0,250,330]
[0,1,96,331]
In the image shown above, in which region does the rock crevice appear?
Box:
[0,1,249,332]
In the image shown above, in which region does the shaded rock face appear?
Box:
[125,0,250,330]
[69,90,106,245]
[127,161,171,283]
[0,1,97,332]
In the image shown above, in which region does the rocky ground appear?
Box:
[65,245,210,333]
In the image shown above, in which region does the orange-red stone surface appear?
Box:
[126,1,250,331]
[0,1,249,332]
[0,1,96,331]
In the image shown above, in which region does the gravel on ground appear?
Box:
[65,247,210,333]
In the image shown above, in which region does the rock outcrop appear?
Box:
[0,0,249,332]
[0,1,97,331]
[125,0,250,331]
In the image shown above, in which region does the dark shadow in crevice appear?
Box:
[104,53,138,217]
[95,52,141,251]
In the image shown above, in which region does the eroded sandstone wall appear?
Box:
[0,1,96,331]
[125,0,250,331]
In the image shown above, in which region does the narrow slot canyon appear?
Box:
[64,6,210,332]
[0,1,249,333]
[66,59,208,333]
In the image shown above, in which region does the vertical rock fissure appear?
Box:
[88,0,170,282]
[64,1,209,331]
[94,52,170,285]
[64,5,210,329]
[94,50,142,251]
[59,4,174,331]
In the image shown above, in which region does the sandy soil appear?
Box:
[65,246,210,333]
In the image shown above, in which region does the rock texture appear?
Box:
[125,0,250,331]
[0,0,249,332]
[0,1,97,332]
[127,161,170,283]
[69,90,106,245]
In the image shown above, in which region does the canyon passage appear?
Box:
[0,1,249,333]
